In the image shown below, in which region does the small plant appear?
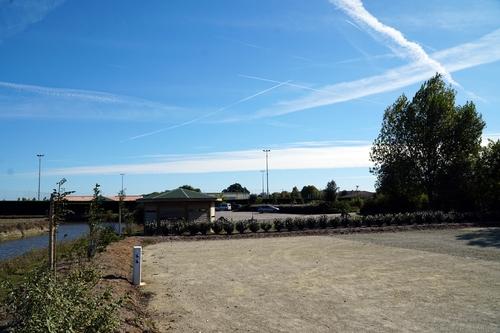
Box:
[260,221,272,232]
[212,218,225,234]
[306,217,317,229]
[248,219,260,233]
[318,215,328,229]
[273,219,284,232]
[340,216,349,228]
[235,220,247,234]
[187,222,199,236]
[284,217,295,231]
[349,217,362,228]
[295,218,305,230]
[328,216,340,228]
[223,220,235,235]
[3,266,123,333]
[198,221,211,235]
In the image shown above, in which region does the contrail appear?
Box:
[330,0,460,87]
[126,80,290,141]
[238,74,383,105]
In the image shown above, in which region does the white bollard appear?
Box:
[132,246,142,286]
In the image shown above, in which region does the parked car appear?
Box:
[215,203,232,211]
[257,205,280,213]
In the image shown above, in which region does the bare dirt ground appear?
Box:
[142,228,500,333]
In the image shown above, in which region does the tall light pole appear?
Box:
[263,149,270,198]
[260,170,265,195]
[36,154,44,200]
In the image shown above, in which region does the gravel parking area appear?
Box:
[143,228,500,332]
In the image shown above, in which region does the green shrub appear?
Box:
[273,219,284,232]
[212,218,224,234]
[349,217,362,228]
[328,216,340,228]
[295,218,305,230]
[260,221,272,232]
[340,216,349,228]
[248,219,260,233]
[235,220,247,234]
[318,215,328,229]
[198,221,211,235]
[284,217,295,231]
[187,222,199,236]
[223,220,235,235]
[306,217,317,229]
[2,266,123,333]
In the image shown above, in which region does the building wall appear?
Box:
[143,201,215,223]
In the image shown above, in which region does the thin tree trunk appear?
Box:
[48,197,55,272]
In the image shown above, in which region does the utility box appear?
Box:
[132,246,142,285]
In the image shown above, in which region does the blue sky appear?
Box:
[0,0,499,199]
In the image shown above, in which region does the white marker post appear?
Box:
[132,246,142,286]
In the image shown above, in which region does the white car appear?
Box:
[216,203,232,211]
[257,205,280,213]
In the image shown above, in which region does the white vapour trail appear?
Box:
[126,80,290,141]
[235,29,500,120]
[330,0,459,86]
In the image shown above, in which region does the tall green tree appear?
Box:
[371,74,485,210]
[324,180,339,202]
[87,183,104,258]
[222,183,250,193]
[476,140,500,210]
[290,186,303,204]
[300,185,321,202]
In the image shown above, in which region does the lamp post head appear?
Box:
[37,154,44,158]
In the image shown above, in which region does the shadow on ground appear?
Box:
[456,228,500,248]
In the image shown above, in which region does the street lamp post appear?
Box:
[260,170,265,196]
[36,154,44,200]
[263,149,270,198]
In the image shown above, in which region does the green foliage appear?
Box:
[222,220,235,235]
[2,266,123,333]
[328,216,340,228]
[248,219,260,233]
[235,220,247,234]
[306,216,317,229]
[324,180,339,202]
[222,183,250,193]
[212,218,224,234]
[371,74,485,211]
[87,183,104,259]
[260,221,272,232]
[318,215,328,229]
[273,218,284,232]
[186,222,199,235]
[199,221,212,235]
[476,140,500,211]
[294,217,305,230]
[179,185,201,192]
[290,186,303,204]
[284,217,295,231]
[300,185,322,202]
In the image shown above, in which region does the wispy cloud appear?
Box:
[330,0,458,86]
[126,80,290,141]
[0,80,185,121]
[43,142,372,176]
[0,0,65,41]
[233,29,500,120]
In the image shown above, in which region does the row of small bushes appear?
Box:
[144,211,498,236]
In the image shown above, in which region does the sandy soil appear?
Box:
[142,228,500,333]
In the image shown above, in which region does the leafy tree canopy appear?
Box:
[370,74,485,210]
[300,185,322,202]
[179,185,201,192]
[324,180,339,202]
[222,183,250,193]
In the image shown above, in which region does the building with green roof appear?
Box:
[138,188,220,224]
